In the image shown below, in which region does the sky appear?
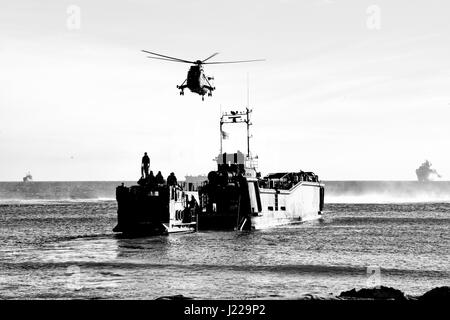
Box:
[1,0,449,181]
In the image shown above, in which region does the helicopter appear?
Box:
[142,50,264,101]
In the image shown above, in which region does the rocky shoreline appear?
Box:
[300,286,450,301]
[156,286,450,300]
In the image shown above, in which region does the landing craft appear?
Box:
[141,50,264,100]
[113,108,325,235]
[196,108,325,230]
[416,160,441,182]
[22,172,33,182]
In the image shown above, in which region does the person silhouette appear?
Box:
[155,171,165,185]
[167,172,178,186]
[147,170,155,185]
[141,152,150,178]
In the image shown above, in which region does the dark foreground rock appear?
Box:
[155,294,194,300]
[153,287,449,301]
[339,286,407,300]
[298,294,341,300]
[418,286,450,301]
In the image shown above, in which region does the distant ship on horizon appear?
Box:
[416,160,441,182]
[22,172,33,182]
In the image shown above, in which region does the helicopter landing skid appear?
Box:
[177,78,187,96]
[177,84,187,95]
[205,85,215,98]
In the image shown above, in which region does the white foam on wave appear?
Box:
[325,194,450,204]
[0,198,115,205]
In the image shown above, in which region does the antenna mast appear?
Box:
[219,108,252,158]
[246,107,251,158]
[247,72,250,109]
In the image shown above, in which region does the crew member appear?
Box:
[141,152,150,178]
[189,195,199,221]
[189,195,198,210]
[167,172,178,186]
[155,171,165,185]
[147,170,156,186]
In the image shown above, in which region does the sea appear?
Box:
[0,181,449,299]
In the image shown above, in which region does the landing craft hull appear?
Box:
[113,221,196,236]
[197,179,324,231]
[251,183,323,229]
[250,209,322,229]
[114,183,197,236]
[197,211,322,231]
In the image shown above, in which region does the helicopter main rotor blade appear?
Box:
[141,50,194,63]
[202,52,219,63]
[203,59,266,65]
[147,56,191,63]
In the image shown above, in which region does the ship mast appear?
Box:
[219,108,253,158]
[246,107,251,157]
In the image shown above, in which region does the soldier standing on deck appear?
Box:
[141,152,150,178]
[167,172,178,186]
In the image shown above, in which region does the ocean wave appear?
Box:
[326,196,450,204]
[3,181,450,204]
[2,196,448,205]
[1,261,447,278]
[0,198,115,205]
[324,181,450,204]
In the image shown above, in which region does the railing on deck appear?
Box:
[245,157,258,170]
